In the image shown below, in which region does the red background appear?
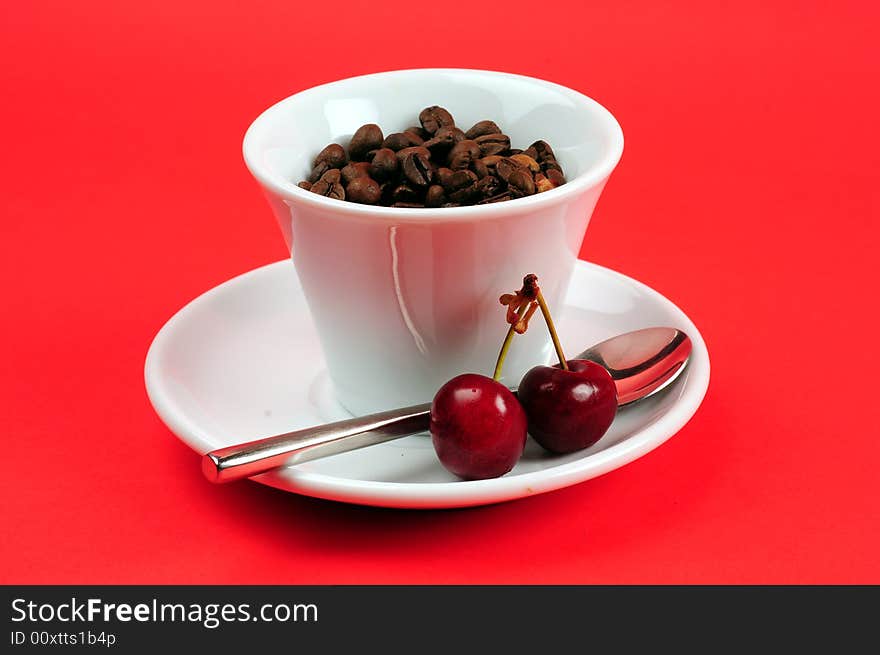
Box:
[2,1,878,584]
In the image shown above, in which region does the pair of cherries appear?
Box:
[429,274,618,480]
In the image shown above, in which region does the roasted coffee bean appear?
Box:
[495,156,521,183]
[541,158,563,173]
[422,130,456,154]
[523,146,539,160]
[379,181,396,205]
[448,183,479,203]
[465,120,502,140]
[474,133,510,157]
[531,140,563,173]
[348,124,384,161]
[480,155,503,171]
[425,185,447,207]
[419,106,455,134]
[445,169,478,191]
[340,162,372,185]
[369,148,399,182]
[470,158,489,179]
[546,168,566,186]
[346,176,382,204]
[477,192,513,204]
[435,167,454,188]
[314,143,347,169]
[423,126,464,154]
[441,202,461,208]
[391,202,426,208]
[507,148,523,156]
[447,140,481,170]
[383,131,424,151]
[402,149,433,187]
[406,125,432,140]
[474,174,501,198]
[297,181,312,191]
[443,126,467,142]
[510,154,540,173]
[529,140,556,161]
[310,169,345,200]
[396,146,431,163]
[534,172,555,193]
[306,161,329,183]
[507,169,536,197]
[392,182,421,203]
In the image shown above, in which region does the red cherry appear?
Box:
[430,373,528,480]
[517,359,618,454]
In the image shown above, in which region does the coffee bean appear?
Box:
[534,172,555,193]
[406,126,432,140]
[474,133,510,157]
[341,162,372,185]
[392,182,421,203]
[477,192,513,204]
[546,168,566,186]
[348,124,384,161]
[507,169,536,197]
[435,167,454,188]
[448,183,479,203]
[444,126,467,142]
[494,157,521,183]
[441,202,461,208]
[369,148,399,182]
[391,202,426,208]
[480,155,503,172]
[396,146,431,163]
[465,120,502,140]
[402,149,433,187]
[383,132,424,151]
[310,169,345,201]
[470,158,489,179]
[313,143,347,169]
[507,148,523,156]
[306,161,329,183]
[447,140,481,170]
[531,140,563,173]
[510,154,540,173]
[425,185,447,207]
[423,126,464,155]
[419,106,455,134]
[422,130,456,154]
[523,146,539,160]
[297,181,312,191]
[346,176,382,204]
[445,169,478,191]
[379,181,396,205]
[474,174,501,198]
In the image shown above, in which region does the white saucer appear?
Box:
[145,260,710,509]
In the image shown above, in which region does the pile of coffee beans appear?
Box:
[297,106,566,207]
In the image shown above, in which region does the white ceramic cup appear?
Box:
[243,69,624,416]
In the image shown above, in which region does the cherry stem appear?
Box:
[493,302,532,381]
[535,289,568,370]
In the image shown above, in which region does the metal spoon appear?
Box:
[202,327,691,483]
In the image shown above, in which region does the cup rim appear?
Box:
[242,68,624,223]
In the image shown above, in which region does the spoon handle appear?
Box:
[202,403,431,483]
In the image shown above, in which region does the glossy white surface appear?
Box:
[145,260,710,509]
[243,69,624,415]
